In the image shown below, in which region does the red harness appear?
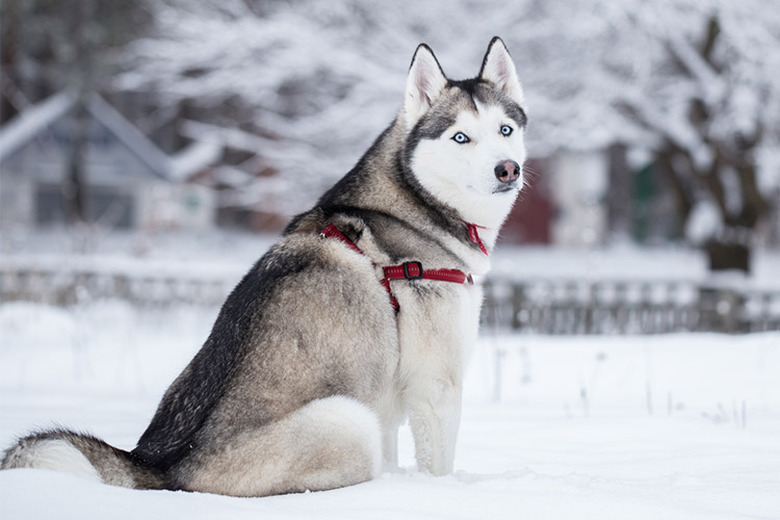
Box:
[320,223,487,313]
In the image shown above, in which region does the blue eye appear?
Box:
[452,132,470,144]
[500,125,513,136]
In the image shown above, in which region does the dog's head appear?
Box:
[402,37,527,228]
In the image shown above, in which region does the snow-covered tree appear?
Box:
[548,0,779,272]
[121,0,780,271]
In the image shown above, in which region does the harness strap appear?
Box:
[320,223,473,313]
[320,223,362,254]
[467,222,489,256]
[382,263,470,284]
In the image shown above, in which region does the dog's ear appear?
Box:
[479,37,524,105]
[404,44,448,129]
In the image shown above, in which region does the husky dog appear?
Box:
[2,37,527,497]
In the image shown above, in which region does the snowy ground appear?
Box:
[1,298,779,519]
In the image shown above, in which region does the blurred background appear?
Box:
[3,6,779,515]
[1,0,780,335]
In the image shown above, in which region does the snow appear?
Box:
[685,199,723,246]
[1,297,779,519]
[491,244,780,291]
[0,92,73,160]
[167,140,222,182]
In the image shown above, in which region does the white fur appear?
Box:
[389,280,484,475]
[13,439,103,483]
[411,100,527,229]
[301,395,383,479]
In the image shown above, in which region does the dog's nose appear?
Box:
[494,160,520,183]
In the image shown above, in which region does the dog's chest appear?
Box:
[391,279,482,390]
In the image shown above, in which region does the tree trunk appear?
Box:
[62,0,94,226]
[706,240,750,273]
[63,99,89,225]
[655,143,693,238]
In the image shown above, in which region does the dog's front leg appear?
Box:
[408,379,462,475]
[400,287,477,475]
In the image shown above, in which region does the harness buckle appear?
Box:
[402,261,424,280]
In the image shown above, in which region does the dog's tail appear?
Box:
[1,428,168,489]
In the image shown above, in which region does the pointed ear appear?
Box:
[479,37,524,105]
[404,44,448,129]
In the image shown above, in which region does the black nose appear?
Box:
[494,160,520,183]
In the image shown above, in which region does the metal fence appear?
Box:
[2,261,779,334]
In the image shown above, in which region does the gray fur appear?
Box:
[1,37,526,497]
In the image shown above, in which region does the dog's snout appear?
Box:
[494,160,520,184]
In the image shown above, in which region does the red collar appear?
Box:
[320,223,475,313]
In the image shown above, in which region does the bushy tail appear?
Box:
[1,429,168,490]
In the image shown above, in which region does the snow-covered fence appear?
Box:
[0,257,237,308]
[482,278,780,334]
[2,259,779,333]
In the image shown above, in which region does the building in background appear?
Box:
[0,92,217,233]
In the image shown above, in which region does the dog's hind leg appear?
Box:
[181,396,382,497]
